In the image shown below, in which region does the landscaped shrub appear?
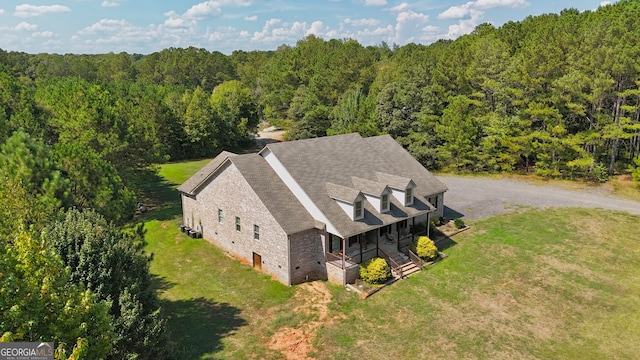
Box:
[454,218,466,229]
[359,258,391,284]
[411,236,438,261]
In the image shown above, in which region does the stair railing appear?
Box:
[379,248,403,279]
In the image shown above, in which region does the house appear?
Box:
[177,133,447,285]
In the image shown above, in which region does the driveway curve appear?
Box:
[437,175,640,221]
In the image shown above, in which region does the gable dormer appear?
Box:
[326,182,365,220]
[375,172,416,206]
[351,177,391,214]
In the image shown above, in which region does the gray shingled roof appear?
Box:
[180,133,447,239]
[177,151,235,195]
[374,172,414,190]
[351,176,389,196]
[365,135,448,196]
[229,154,316,235]
[178,152,315,235]
[261,133,447,238]
[326,182,362,203]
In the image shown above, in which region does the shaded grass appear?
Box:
[145,159,640,359]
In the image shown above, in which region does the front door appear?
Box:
[253,252,262,271]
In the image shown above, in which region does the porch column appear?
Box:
[426,213,430,238]
[396,224,401,251]
[376,231,379,257]
[341,237,345,270]
[359,234,363,262]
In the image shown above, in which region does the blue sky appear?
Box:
[0,0,615,55]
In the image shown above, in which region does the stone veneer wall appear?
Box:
[181,162,291,285]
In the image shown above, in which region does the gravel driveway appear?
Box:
[437,175,640,220]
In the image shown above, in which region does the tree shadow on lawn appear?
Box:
[131,167,182,221]
[163,297,246,358]
[150,275,246,358]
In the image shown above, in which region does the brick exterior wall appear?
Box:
[181,162,292,284]
[289,228,327,284]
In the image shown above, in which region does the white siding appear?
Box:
[262,149,341,236]
[363,194,381,213]
[390,188,405,204]
[335,199,354,219]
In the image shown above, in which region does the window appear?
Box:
[253,225,260,240]
[405,188,414,205]
[218,209,224,223]
[354,200,363,219]
[381,193,389,212]
[329,234,342,253]
[235,216,241,231]
[348,235,358,247]
[428,195,438,209]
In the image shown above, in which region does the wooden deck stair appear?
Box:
[385,249,421,279]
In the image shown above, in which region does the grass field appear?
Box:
[142,160,640,359]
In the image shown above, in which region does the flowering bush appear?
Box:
[411,236,438,261]
[359,258,391,284]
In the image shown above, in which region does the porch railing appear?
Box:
[325,252,356,269]
[379,249,403,279]
[408,249,424,270]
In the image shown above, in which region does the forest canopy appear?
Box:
[1,1,639,184]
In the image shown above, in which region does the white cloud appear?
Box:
[77,19,130,35]
[442,9,484,39]
[389,3,411,12]
[439,0,528,20]
[344,18,380,27]
[474,0,528,9]
[163,11,197,28]
[182,0,251,20]
[394,9,430,43]
[438,3,473,19]
[0,9,4,15]
[35,31,55,37]
[208,26,236,41]
[244,15,257,21]
[101,1,120,8]
[252,18,313,43]
[599,1,612,6]
[306,21,324,36]
[15,21,38,31]
[14,4,71,18]
[364,0,387,5]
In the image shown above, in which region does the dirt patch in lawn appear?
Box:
[270,281,343,359]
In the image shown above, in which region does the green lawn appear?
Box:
[143,160,640,359]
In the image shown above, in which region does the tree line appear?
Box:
[2,0,640,358]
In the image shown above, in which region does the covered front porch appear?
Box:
[325,217,429,285]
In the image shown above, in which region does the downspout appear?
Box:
[287,234,292,286]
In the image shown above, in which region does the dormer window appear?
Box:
[405,187,413,205]
[381,193,390,212]
[354,200,364,220]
